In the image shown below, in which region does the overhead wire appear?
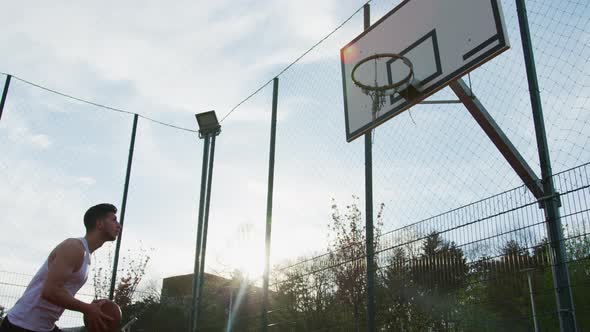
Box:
[219,1,370,122]
[0,72,198,133]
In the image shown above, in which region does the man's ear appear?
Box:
[95,218,105,230]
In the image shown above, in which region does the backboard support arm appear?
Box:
[449,78,544,199]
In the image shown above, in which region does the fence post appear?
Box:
[363,4,376,332]
[515,1,577,331]
[0,75,12,122]
[262,77,279,332]
[109,113,139,300]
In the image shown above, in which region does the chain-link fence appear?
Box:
[1,0,589,331]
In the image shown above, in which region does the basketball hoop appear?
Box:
[351,53,417,119]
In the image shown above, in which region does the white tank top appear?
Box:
[8,238,91,331]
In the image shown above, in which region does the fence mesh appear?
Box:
[1,0,589,330]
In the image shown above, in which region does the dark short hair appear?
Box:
[84,203,117,232]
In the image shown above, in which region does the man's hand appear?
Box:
[84,301,113,331]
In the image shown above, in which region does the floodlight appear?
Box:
[195,111,221,138]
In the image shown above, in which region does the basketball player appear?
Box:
[1,204,121,332]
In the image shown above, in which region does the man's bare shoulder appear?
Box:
[56,238,85,253]
[49,238,85,269]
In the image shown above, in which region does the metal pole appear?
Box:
[524,269,540,332]
[262,77,279,332]
[449,79,543,198]
[515,1,577,331]
[363,4,376,332]
[195,135,217,327]
[109,113,138,300]
[0,74,12,122]
[191,134,211,332]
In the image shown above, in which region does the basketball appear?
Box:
[83,299,122,332]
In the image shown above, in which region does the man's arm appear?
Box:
[41,239,111,329]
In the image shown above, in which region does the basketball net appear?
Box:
[351,53,415,124]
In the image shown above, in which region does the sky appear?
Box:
[0,0,589,326]
[0,0,370,284]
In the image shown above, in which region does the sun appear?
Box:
[237,256,265,279]
[227,242,266,279]
[221,223,305,280]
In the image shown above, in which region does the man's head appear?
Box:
[84,203,120,241]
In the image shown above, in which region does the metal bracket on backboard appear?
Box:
[397,80,422,101]
[419,99,462,104]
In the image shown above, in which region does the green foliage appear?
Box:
[376,231,468,331]
[328,196,384,331]
[121,293,189,332]
[92,245,153,307]
[92,245,156,328]
[217,272,259,331]
[272,257,338,331]
[266,196,385,331]
[565,234,590,331]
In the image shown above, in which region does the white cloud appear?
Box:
[29,133,52,148]
[76,176,96,186]
[6,126,52,149]
[0,158,94,272]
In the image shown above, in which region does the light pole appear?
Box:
[190,111,221,332]
[521,268,540,332]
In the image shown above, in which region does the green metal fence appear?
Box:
[257,162,590,331]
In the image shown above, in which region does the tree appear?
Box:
[379,246,427,331]
[385,231,468,331]
[271,256,337,331]
[528,232,590,331]
[221,271,259,331]
[415,232,468,292]
[120,291,189,332]
[564,233,590,331]
[92,245,153,323]
[463,239,548,331]
[328,196,384,332]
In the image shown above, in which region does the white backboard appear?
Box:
[341,0,510,142]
